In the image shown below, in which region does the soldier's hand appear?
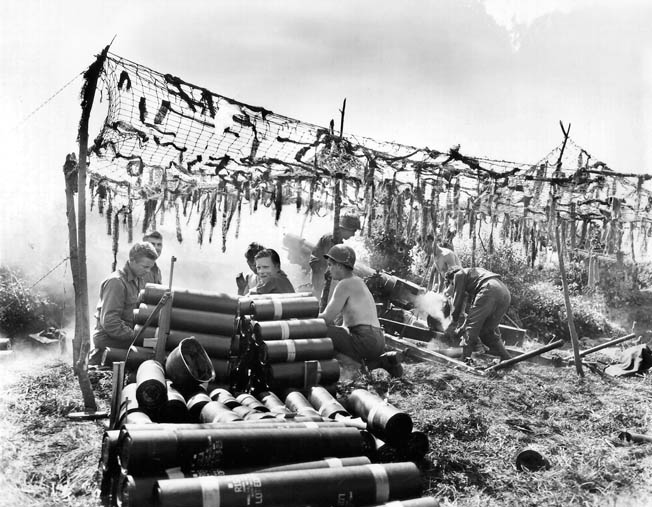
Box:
[236,273,247,292]
[443,321,458,341]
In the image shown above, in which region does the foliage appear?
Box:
[516,282,621,340]
[363,229,415,279]
[0,266,59,336]
[637,260,652,289]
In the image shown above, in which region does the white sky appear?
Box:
[1,0,651,288]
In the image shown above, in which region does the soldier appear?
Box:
[444,266,511,360]
[88,242,158,365]
[249,248,295,294]
[142,231,163,285]
[318,244,403,377]
[309,214,361,298]
[236,242,265,295]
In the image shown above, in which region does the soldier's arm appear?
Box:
[98,279,134,343]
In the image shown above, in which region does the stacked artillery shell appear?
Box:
[129,284,240,375]
[258,391,292,416]
[116,456,373,507]
[238,291,313,315]
[135,360,167,415]
[118,425,375,475]
[200,400,244,423]
[233,291,338,391]
[134,303,236,336]
[141,284,239,314]
[133,327,234,359]
[347,389,430,462]
[116,382,153,427]
[285,390,323,419]
[154,462,423,507]
[102,384,432,507]
[183,386,212,422]
[308,385,351,419]
[347,389,413,445]
[99,430,121,503]
[99,286,435,506]
[249,296,320,320]
[158,381,190,423]
[247,316,339,391]
[102,345,155,369]
[265,358,340,392]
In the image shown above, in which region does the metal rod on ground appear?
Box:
[577,333,637,358]
[485,339,565,372]
[556,219,584,377]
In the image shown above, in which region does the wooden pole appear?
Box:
[556,121,571,170]
[485,339,564,372]
[72,45,110,409]
[339,98,346,140]
[577,333,636,358]
[319,177,341,311]
[556,218,584,376]
[319,103,346,312]
[63,154,96,410]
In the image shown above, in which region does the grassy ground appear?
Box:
[1,344,652,507]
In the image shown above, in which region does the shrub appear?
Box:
[515,282,620,340]
[362,230,415,279]
[0,267,56,336]
[637,261,652,289]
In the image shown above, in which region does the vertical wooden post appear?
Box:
[319,102,347,312]
[72,45,110,409]
[556,217,584,377]
[63,154,96,409]
[320,177,341,311]
[339,98,346,140]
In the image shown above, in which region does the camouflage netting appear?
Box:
[86,52,652,259]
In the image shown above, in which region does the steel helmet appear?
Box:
[324,244,356,269]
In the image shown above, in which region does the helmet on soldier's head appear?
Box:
[324,244,356,269]
[339,215,361,231]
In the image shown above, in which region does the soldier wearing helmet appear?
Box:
[444,266,511,361]
[309,214,361,299]
[318,244,403,377]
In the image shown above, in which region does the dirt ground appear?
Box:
[1,326,652,507]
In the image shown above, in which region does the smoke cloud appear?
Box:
[413,291,450,328]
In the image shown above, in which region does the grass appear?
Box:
[340,354,652,507]
[1,346,652,506]
[0,354,110,507]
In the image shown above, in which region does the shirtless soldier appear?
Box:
[318,244,402,377]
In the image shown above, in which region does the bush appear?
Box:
[516,282,620,340]
[637,261,652,289]
[363,230,415,279]
[0,267,57,336]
